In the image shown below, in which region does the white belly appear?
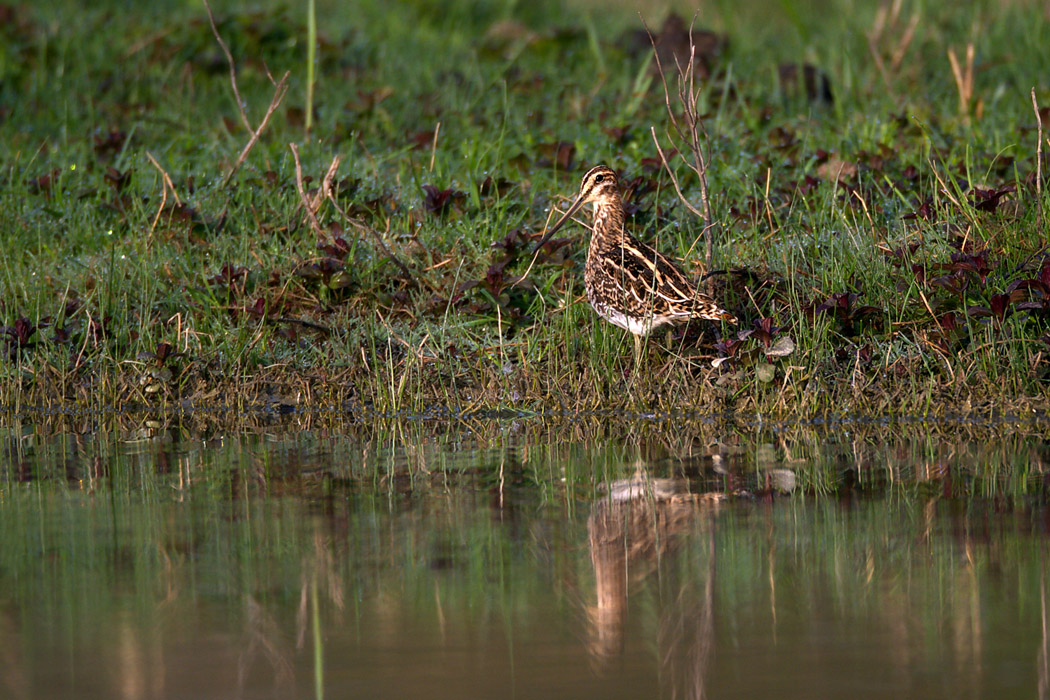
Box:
[590,300,675,336]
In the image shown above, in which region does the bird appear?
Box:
[533,165,735,357]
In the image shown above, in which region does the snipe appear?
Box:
[534,165,735,356]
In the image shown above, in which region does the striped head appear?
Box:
[533,165,621,253]
[572,165,621,208]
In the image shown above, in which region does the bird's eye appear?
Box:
[594,174,605,183]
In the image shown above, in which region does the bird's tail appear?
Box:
[716,309,737,324]
[694,300,736,324]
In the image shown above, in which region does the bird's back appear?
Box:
[585,228,731,335]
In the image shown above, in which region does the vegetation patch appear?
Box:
[2,0,1049,417]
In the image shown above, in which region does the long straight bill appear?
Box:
[532,194,588,255]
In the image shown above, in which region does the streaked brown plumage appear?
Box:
[534,165,734,350]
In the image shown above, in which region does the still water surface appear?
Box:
[1,419,1048,699]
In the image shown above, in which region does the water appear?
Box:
[1,418,1048,699]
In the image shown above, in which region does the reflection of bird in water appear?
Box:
[585,466,722,680]
[601,470,681,503]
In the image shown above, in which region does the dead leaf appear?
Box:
[816,158,857,182]
[765,336,796,358]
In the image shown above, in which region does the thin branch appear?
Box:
[223,72,290,187]
[644,13,719,286]
[889,13,920,72]
[289,151,425,286]
[289,143,325,238]
[866,32,896,100]
[947,43,975,121]
[145,151,182,207]
[328,198,418,284]
[319,158,421,284]
[145,151,182,241]
[202,0,251,133]
[204,0,291,187]
[1034,88,1044,234]
[650,127,704,220]
[646,22,685,147]
[867,1,920,102]
[318,154,341,211]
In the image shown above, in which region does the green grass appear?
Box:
[2,0,1050,416]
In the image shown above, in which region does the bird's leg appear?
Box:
[632,334,642,365]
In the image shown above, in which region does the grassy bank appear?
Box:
[2,0,1050,416]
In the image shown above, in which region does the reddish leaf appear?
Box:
[535,142,576,171]
[478,176,515,198]
[104,166,132,193]
[1039,258,1050,289]
[902,196,935,221]
[422,184,466,216]
[27,168,61,196]
[749,317,782,347]
[407,128,437,150]
[714,337,744,358]
[989,293,1012,319]
[2,318,36,349]
[971,184,1015,213]
[966,305,992,318]
[93,128,128,157]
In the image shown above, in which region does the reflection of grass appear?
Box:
[0,428,1046,696]
[2,0,1050,414]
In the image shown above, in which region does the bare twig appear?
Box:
[288,150,424,285]
[889,13,920,72]
[289,150,341,238]
[318,155,341,210]
[289,143,325,238]
[202,0,251,133]
[203,0,291,186]
[224,72,290,186]
[145,151,182,207]
[650,128,703,220]
[926,151,979,236]
[429,121,441,172]
[645,14,719,289]
[328,199,418,283]
[1034,88,1044,234]
[318,157,421,283]
[866,32,896,100]
[145,151,182,240]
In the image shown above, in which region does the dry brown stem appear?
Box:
[202,0,291,186]
[203,0,251,133]
[318,155,341,212]
[645,14,718,286]
[947,43,975,121]
[1034,88,1044,234]
[866,0,920,99]
[327,194,417,283]
[310,154,420,282]
[224,72,289,186]
[145,151,183,241]
[289,143,325,238]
